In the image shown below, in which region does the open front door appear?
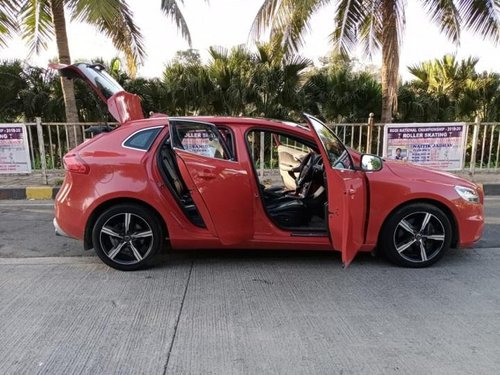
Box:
[303,114,366,267]
[170,120,254,246]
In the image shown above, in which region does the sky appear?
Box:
[1,0,499,81]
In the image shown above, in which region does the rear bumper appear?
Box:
[53,218,73,238]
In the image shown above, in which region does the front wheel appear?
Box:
[92,203,165,271]
[380,203,452,268]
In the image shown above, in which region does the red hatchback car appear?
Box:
[53,63,484,271]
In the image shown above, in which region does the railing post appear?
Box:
[470,115,481,176]
[259,131,265,179]
[36,117,48,185]
[366,113,374,154]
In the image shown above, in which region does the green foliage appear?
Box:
[2,53,500,125]
[301,58,381,122]
[397,55,500,122]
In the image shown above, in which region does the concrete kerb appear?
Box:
[0,184,499,200]
[0,187,60,200]
[0,170,499,199]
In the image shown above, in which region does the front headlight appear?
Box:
[455,185,480,203]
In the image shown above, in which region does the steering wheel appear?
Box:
[295,152,323,196]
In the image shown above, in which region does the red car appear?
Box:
[52,63,484,271]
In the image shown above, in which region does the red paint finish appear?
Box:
[54,115,484,265]
[107,91,144,124]
[173,148,254,245]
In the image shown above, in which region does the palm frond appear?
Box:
[160,0,191,46]
[421,0,461,43]
[456,0,500,43]
[250,0,282,40]
[330,0,366,55]
[68,0,145,76]
[208,46,229,61]
[19,0,54,55]
[357,0,383,57]
[273,0,324,54]
[0,0,19,47]
[251,0,326,55]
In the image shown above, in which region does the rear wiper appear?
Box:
[84,125,114,136]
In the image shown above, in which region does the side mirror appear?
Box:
[361,154,383,172]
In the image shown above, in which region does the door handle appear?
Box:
[348,188,356,195]
[198,170,216,180]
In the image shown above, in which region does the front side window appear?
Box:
[172,121,229,160]
[306,115,352,170]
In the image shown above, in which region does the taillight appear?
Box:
[63,153,90,174]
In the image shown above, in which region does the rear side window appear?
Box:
[123,127,162,151]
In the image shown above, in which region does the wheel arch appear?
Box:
[84,197,169,250]
[378,198,459,249]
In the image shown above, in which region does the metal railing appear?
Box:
[4,115,500,184]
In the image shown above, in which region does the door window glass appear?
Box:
[172,122,229,160]
[306,115,353,169]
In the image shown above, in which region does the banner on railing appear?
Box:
[0,124,32,173]
[383,123,466,170]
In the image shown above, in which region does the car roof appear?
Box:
[171,116,310,130]
[119,115,311,137]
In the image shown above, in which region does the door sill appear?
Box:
[291,231,328,237]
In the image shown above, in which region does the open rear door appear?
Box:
[303,114,366,267]
[170,120,254,246]
[50,62,144,124]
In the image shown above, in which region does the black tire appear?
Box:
[380,203,452,268]
[92,203,165,271]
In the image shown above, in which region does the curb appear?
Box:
[0,187,60,200]
[483,184,500,196]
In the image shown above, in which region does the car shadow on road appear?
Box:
[151,245,489,271]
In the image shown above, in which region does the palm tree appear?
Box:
[408,55,479,97]
[0,0,203,147]
[251,0,500,123]
[0,0,145,146]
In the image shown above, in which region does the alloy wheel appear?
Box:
[393,211,446,263]
[99,212,154,266]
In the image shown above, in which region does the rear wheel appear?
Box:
[380,203,452,268]
[92,203,165,271]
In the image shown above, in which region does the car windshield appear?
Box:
[307,115,352,169]
[77,63,124,99]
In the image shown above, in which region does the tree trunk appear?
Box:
[50,0,82,149]
[380,0,400,124]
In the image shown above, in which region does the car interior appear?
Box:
[157,135,206,228]
[247,130,328,232]
[157,121,328,233]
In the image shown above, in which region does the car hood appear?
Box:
[383,159,477,189]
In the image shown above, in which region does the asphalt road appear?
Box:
[0,199,499,374]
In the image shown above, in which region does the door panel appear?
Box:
[171,122,254,245]
[303,114,366,266]
[277,145,308,190]
[327,169,366,267]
